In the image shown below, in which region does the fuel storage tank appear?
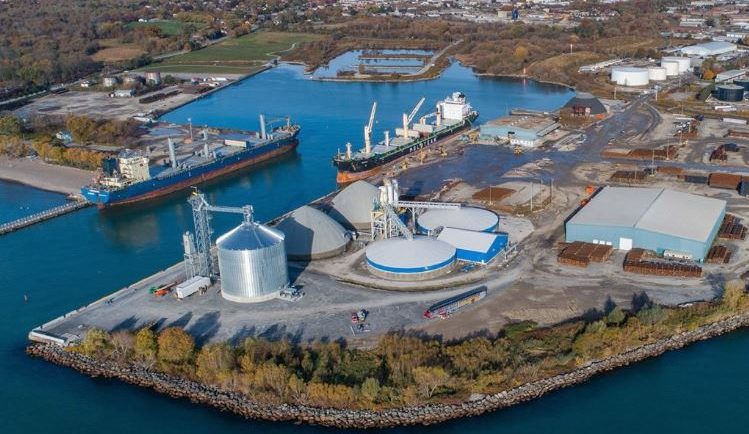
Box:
[660,60,680,77]
[611,67,649,86]
[661,56,691,73]
[648,67,667,81]
[216,221,288,303]
[733,79,749,92]
[717,84,745,102]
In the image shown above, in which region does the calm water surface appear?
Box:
[2,63,744,433]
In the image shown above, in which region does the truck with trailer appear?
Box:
[175,276,211,299]
[423,287,487,319]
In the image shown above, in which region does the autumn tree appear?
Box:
[157,327,195,366]
[80,328,112,357]
[134,328,158,366]
[722,279,746,310]
[411,366,449,399]
[196,343,236,385]
[0,116,22,136]
[110,330,135,361]
[65,116,97,143]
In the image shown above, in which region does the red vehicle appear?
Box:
[351,309,368,324]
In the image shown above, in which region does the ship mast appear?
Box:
[401,97,425,138]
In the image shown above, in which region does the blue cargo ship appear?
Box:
[81,117,300,208]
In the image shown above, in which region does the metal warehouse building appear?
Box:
[566,187,726,261]
[437,228,509,264]
[479,115,560,147]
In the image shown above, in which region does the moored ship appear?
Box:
[81,115,300,208]
[332,92,478,183]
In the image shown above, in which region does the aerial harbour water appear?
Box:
[2,61,748,433]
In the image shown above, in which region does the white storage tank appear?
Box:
[366,236,456,281]
[417,207,499,234]
[661,56,691,74]
[648,67,667,81]
[661,60,680,77]
[611,67,649,87]
[216,222,289,303]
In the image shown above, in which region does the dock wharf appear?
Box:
[0,199,91,236]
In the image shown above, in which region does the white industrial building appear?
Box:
[611,67,649,87]
[680,41,736,57]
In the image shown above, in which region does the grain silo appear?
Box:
[611,67,649,86]
[328,180,380,229]
[366,236,456,281]
[275,205,351,260]
[216,221,288,303]
[417,207,499,234]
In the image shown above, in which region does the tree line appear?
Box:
[72,281,749,409]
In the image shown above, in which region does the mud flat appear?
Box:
[27,311,749,428]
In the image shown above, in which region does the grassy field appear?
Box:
[140,31,322,74]
[126,19,201,37]
[91,39,145,62]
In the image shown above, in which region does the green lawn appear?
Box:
[140,31,321,74]
[127,19,201,37]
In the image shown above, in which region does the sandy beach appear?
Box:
[0,156,94,196]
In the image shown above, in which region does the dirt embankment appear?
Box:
[0,156,93,196]
[27,312,749,429]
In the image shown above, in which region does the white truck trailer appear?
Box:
[176,276,210,299]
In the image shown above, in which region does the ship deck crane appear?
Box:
[364,101,377,154]
[186,190,254,279]
[402,97,425,137]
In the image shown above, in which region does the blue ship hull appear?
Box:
[82,133,298,208]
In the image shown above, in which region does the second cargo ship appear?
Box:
[332,92,478,183]
[81,115,300,208]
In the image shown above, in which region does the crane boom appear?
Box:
[407,97,425,124]
[364,101,377,154]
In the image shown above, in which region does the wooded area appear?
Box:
[73,280,749,409]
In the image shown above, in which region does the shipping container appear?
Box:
[683,175,709,184]
[709,173,742,189]
[176,276,211,299]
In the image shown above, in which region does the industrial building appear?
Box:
[275,205,351,260]
[328,180,380,229]
[216,221,289,303]
[366,237,456,280]
[611,67,649,87]
[437,228,509,264]
[417,207,499,233]
[680,41,736,57]
[562,93,607,117]
[479,114,560,147]
[565,187,726,261]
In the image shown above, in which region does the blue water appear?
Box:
[2,62,744,433]
[0,179,67,224]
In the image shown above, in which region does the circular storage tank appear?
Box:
[217,222,289,303]
[417,207,499,233]
[717,85,745,102]
[328,180,380,230]
[275,205,351,260]
[611,67,649,87]
[733,79,749,92]
[660,60,680,77]
[648,67,667,81]
[366,236,456,281]
[661,56,691,73]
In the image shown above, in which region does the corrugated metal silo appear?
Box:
[216,222,288,302]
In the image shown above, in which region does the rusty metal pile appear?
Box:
[708,173,743,190]
[706,245,732,264]
[609,170,647,184]
[709,146,728,163]
[557,241,613,267]
[657,166,683,177]
[718,214,747,240]
[472,186,515,203]
[623,249,702,278]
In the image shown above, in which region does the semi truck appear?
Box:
[175,276,211,299]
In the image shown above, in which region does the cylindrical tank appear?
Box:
[648,67,667,81]
[661,56,691,73]
[611,67,649,87]
[366,236,456,281]
[717,85,745,102]
[733,79,749,92]
[216,222,288,303]
[660,60,680,77]
[145,71,162,85]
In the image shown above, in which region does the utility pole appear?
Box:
[530,181,534,213]
[188,117,194,143]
